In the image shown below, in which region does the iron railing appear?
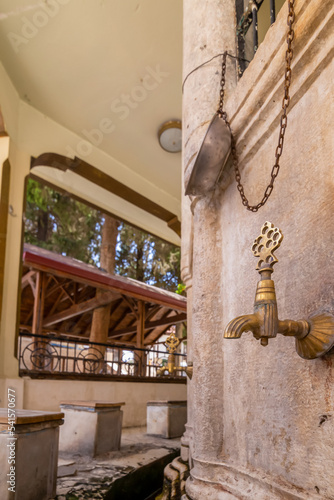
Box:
[236,0,278,76]
[18,332,187,383]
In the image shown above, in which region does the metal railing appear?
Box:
[236,0,278,76]
[18,332,187,382]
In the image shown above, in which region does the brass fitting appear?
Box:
[185,361,193,380]
[156,332,193,378]
[224,222,334,359]
[157,332,180,377]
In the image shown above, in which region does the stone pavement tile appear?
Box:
[53,427,181,499]
[58,458,76,467]
[57,465,78,478]
[76,465,96,472]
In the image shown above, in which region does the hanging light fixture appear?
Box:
[158,119,182,153]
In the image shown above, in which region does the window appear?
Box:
[236,0,285,76]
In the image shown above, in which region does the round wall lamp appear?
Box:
[158,119,182,153]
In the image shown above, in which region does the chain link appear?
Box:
[221,0,295,212]
[218,51,227,120]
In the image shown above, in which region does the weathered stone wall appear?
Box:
[183,0,334,498]
[182,0,237,478]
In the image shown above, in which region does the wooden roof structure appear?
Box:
[20,244,187,347]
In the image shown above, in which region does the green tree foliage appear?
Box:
[115,222,180,291]
[25,179,103,264]
[24,178,181,291]
[176,283,186,296]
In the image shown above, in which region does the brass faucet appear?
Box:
[157,331,193,379]
[224,222,334,359]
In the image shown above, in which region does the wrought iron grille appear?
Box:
[18,332,187,382]
[236,0,283,76]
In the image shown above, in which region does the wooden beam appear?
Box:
[136,301,145,376]
[77,285,95,303]
[107,298,125,327]
[21,270,36,291]
[136,301,145,349]
[71,312,91,335]
[31,153,181,237]
[22,253,186,312]
[109,312,187,338]
[109,310,134,332]
[78,298,124,336]
[19,326,137,347]
[50,276,75,304]
[28,276,36,297]
[43,292,115,327]
[145,325,172,345]
[145,304,161,322]
[66,313,88,335]
[127,309,172,343]
[25,309,33,325]
[31,270,47,365]
[47,289,65,318]
[121,294,139,318]
[45,279,67,298]
[32,272,42,334]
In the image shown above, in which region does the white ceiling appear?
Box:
[0,0,183,216]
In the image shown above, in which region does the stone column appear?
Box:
[182,1,237,498]
[180,194,193,466]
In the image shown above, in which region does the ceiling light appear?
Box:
[158,120,182,153]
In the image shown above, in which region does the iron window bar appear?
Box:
[236,0,277,76]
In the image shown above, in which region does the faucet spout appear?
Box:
[224,314,259,339]
[223,221,334,358]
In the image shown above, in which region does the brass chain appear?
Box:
[220,0,295,212]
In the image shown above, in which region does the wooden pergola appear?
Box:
[20,244,187,349]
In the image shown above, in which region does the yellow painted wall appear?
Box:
[0,60,182,410]
[23,378,187,428]
[0,62,24,391]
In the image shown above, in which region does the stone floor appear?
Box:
[53,427,180,500]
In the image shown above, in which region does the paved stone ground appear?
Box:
[52,427,180,500]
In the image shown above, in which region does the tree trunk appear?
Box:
[99,215,118,274]
[88,216,118,372]
[136,240,144,281]
[37,210,49,242]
